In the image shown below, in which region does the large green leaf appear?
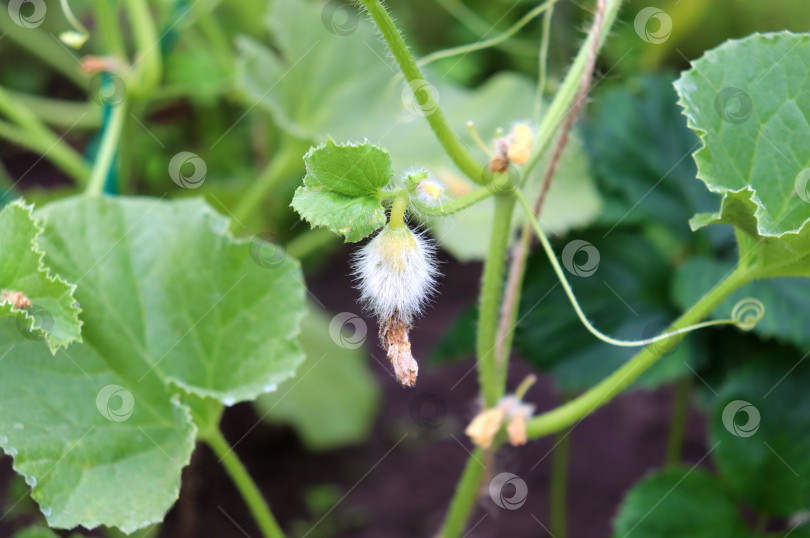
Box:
[291,139,393,242]
[0,200,81,352]
[711,358,810,516]
[613,468,751,538]
[256,305,380,451]
[675,33,810,276]
[0,196,305,532]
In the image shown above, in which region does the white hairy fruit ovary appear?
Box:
[355,223,438,386]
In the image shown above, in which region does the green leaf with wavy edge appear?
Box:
[0,200,81,353]
[0,196,305,533]
[292,139,393,242]
[256,305,380,451]
[675,32,810,277]
[613,468,752,538]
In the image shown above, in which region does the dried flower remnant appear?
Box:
[0,290,31,309]
[354,222,438,386]
[466,121,534,173]
[465,376,537,448]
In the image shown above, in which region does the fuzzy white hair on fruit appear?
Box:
[353,224,438,323]
[414,177,446,206]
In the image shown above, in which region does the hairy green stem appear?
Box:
[358,0,483,183]
[439,447,487,538]
[389,191,409,229]
[408,185,493,216]
[534,3,555,122]
[477,194,516,406]
[550,428,570,538]
[203,429,285,538]
[86,103,128,195]
[665,376,691,467]
[526,266,752,439]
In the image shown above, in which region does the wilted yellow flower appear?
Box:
[506,123,533,165]
[465,407,507,449]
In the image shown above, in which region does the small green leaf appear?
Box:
[0,196,305,532]
[256,305,380,451]
[292,139,393,242]
[0,200,81,352]
[613,468,751,538]
[675,33,810,276]
[711,358,810,516]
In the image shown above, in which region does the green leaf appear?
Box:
[11,527,60,538]
[675,33,810,276]
[711,357,810,516]
[256,305,380,451]
[674,257,810,349]
[515,231,701,391]
[291,139,393,242]
[613,468,751,538]
[0,196,305,532]
[0,200,81,352]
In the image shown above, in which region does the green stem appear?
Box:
[6,91,102,129]
[86,102,128,195]
[203,429,285,538]
[395,185,493,216]
[389,191,409,229]
[524,0,623,176]
[526,265,752,439]
[665,376,691,468]
[439,447,487,538]
[124,0,163,97]
[233,141,307,226]
[550,428,570,538]
[358,0,483,183]
[477,194,516,407]
[0,88,91,184]
[93,0,128,59]
[417,0,558,69]
[534,3,555,122]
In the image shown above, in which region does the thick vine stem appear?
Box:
[477,194,517,406]
[203,428,286,538]
[86,102,128,195]
[358,0,483,184]
[124,0,163,98]
[439,447,488,537]
[526,265,753,439]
